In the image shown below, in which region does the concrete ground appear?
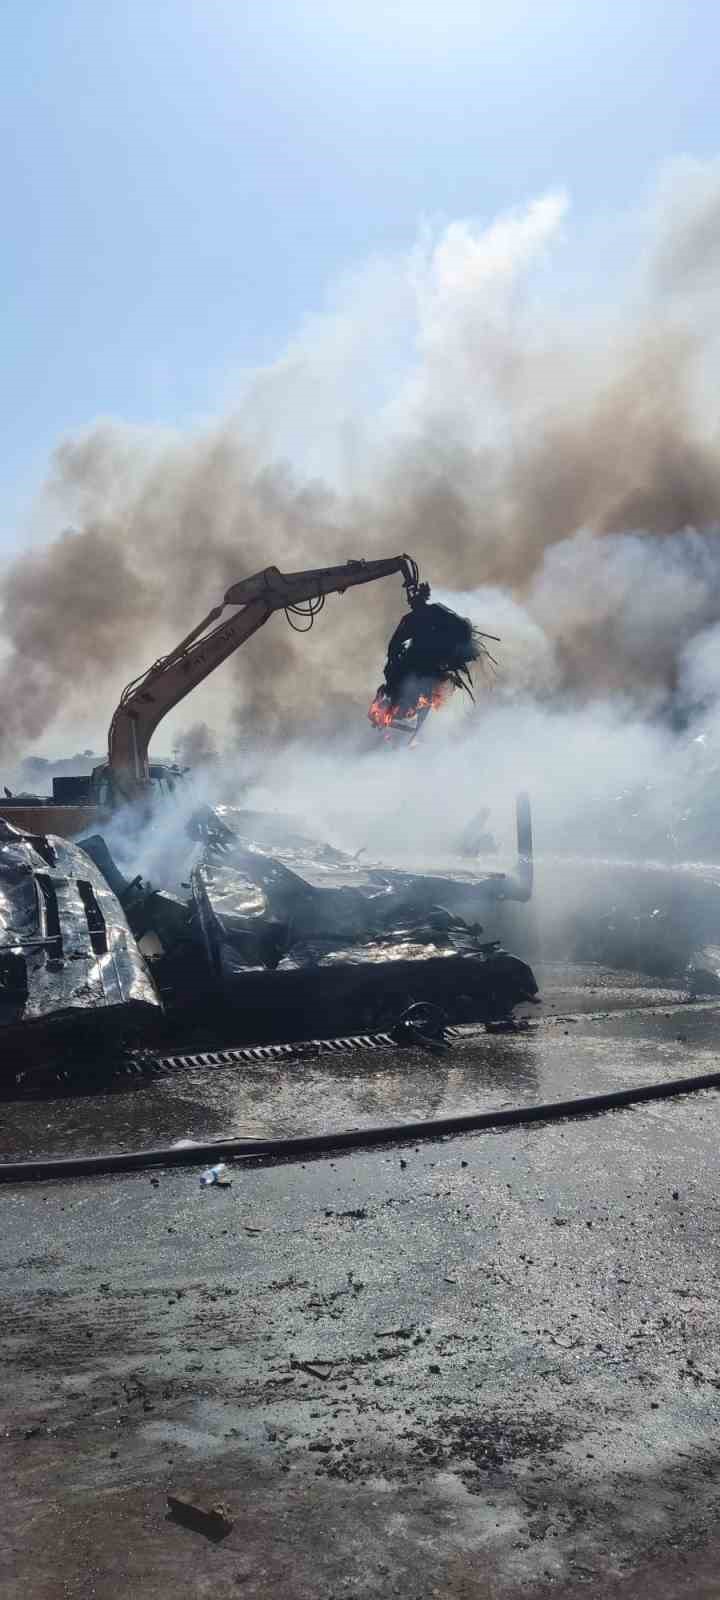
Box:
[3,966,720,1597]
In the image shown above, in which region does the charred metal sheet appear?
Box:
[171,940,537,1038]
[213,794,533,904]
[189,835,538,1031]
[78,835,193,956]
[0,819,160,1059]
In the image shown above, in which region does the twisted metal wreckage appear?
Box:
[0,556,537,1073]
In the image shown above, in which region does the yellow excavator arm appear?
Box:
[103,555,420,804]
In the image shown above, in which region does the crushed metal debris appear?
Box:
[1,798,538,1075]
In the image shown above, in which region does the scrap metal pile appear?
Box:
[369,581,498,739]
[187,812,537,1036]
[1,806,538,1073]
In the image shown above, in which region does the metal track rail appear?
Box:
[160,1032,398,1071]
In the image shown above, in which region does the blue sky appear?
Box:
[1,0,717,552]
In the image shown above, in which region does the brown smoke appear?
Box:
[3,166,720,762]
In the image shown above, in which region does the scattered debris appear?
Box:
[166,1493,233,1542]
[390,1000,451,1052]
[291,1358,334,1380]
[200,1163,232,1188]
[485,1016,535,1033]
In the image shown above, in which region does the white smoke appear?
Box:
[4,159,720,896]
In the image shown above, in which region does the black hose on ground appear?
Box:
[2,1066,720,1183]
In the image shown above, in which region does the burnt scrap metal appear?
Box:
[0,819,161,1062]
[1,793,538,1069]
[135,798,533,1036]
[187,818,537,1035]
[369,588,499,734]
[78,833,194,953]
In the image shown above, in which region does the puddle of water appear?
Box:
[2,990,719,1163]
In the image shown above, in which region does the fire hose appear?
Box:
[2,1065,720,1183]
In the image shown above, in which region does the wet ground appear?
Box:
[0,964,713,1162]
[4,964,720,1596]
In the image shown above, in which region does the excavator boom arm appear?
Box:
[106,555,419,800]
[223,556,418,609]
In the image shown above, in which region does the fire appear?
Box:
[417,686,448,712]
[368,679,451,738]
[368,696,400,731]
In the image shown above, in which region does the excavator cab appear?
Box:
[149,763,184,797]
[90,761,183,812]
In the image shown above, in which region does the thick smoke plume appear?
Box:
[3,160,720,764]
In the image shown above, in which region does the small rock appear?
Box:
[429,1364,441,1375]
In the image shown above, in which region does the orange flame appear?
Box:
[368,679,451,737]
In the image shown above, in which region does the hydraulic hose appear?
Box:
[2,1066,720,1183]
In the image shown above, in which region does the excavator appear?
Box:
[0,552,538,1062]
[0,553,427,837]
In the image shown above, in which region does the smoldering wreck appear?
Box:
[0,798,537,1076]
[0,556,538,1079]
